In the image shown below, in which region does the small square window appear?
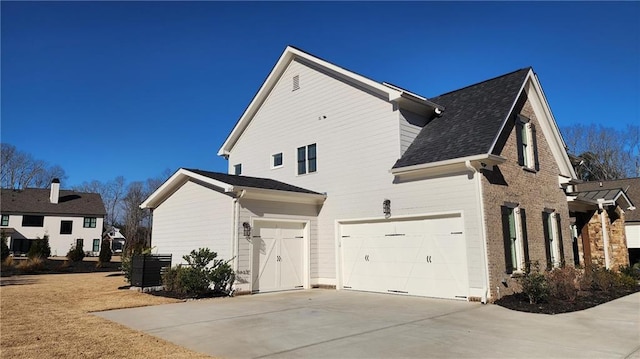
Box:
[1,215,8,226]
[272,153,283,168]
[60,221,73,235]
[83,217,97,228]
[234,164,242,175]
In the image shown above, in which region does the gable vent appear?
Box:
[292,75,300,91]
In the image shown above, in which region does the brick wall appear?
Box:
[481,97,573,301]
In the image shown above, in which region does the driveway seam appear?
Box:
[142,306,308,332]
[253,306,482,359]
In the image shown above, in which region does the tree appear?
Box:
[74,176,126,226]
[562,124,640,181]
[0,143,67,189]
[122,181,151,255]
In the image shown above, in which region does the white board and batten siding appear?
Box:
[151,180,233,266]
[227,58,487,298]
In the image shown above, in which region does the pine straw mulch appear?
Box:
[494,286,640,314]
[0,272,214,359]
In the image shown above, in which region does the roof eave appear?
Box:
[391,154,506,176]
[235,186,326,204]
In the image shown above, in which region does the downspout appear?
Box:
[465,160,489,304]
[597,199,611,269]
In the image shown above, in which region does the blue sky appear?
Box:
[2,1,639,187]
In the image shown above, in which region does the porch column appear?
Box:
[598,199,611,269]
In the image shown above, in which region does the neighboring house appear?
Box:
[103,226,126,254]
[1,179,106,256]
[142,46,580,302]
[569,178,638,267]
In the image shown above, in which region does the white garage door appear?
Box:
[252,221,305,293]
[340,216,468,300]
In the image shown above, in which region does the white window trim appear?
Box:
[296,144,317,176]
[233,163,242,175]
[271,152,283,169]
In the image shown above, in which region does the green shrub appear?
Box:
[162,265,181,292]
[98,239,112,264]
[211,260,235,294]
[616,274,637,289]
[161,248,235,296]
[518,262,548,304]
[1,233,10,262]
[619,264,640,280]
[66,243,85,262]
[28,235,51,259]
[546,266,579,302]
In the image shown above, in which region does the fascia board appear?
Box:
[528,73,578,179]
[140,168,234,209]
[218,46,402,156]
[391,154,506,176]
[235,186,326,204]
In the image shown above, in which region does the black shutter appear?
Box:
[556,215,565,267]
[520,208,530,272]
[501,206,514,274]
[542,211,552,270]
[531,123,540,171]
[516,120,524,166]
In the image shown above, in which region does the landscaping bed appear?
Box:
[495,286,640,314]
[0,256,121,276]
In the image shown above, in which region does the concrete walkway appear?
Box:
[96,290,640,358]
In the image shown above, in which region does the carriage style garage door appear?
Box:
[252,221,305,293]
[340,215,469,300]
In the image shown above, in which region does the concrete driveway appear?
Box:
[96,290,640,358]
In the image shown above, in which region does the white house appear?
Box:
[142,46,580,302]
[103,226,126,254]
[1,179,106,256]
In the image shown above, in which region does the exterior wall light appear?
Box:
[243,222,251,239]
[383,199,391,218]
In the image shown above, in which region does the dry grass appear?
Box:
[0,272,213,358]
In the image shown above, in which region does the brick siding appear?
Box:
[481,98,573,301]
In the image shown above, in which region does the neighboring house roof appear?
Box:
[141,168,326,209]
[103,226,126,240]
[393,69,530,168]
[0,188,106,216]
[576,178,640,222]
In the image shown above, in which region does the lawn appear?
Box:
[0,271,213,358]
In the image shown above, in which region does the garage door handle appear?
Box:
[364,255,370,262]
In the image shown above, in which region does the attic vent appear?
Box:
[292,75,300,91]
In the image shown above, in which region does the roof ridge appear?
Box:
[430,67,531,99]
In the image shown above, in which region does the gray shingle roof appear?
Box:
[1,188,106,216]
[185,169,322,195]
[393,68,530,169]
[576,178,640,222]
